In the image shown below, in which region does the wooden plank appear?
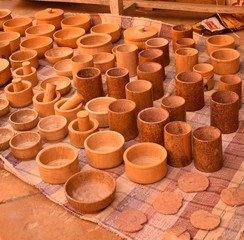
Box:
[30,0,110,5]
[110,0,124,14]
[124,2,137,15]
[156,0,225,4]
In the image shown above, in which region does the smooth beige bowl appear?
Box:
[25,24,56,39]
[93,52,115,74]
[0,58,11,86]
[64,169,116,213]
[44,47,73,65]
[123,142,167,184]
[53,59,72,78]
[0,9,12,30]
[9,131,42,160]
[84,130,125,169]
[0,31,20,52]
[85,97,116,127]
[0,98,10,117]
[91,24,121,42]
[0,127,14,151]
[61,15,91,32]
[36,143,79,184]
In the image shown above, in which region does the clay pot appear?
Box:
[44,47,73,65]
[53,59,72,78]
[0,127,14,151]
[9,109,39,131]
[36,143,79,184]
[175,47,198,74]
[61,15,91,32]
[54,27,85,48]
[175,38,195,50]
[77,33,112,55]
[138,107,169,145]
[108,99,138,141]
[164,121,192,167]
[112,44,123,56]
[0,31,20,52]
[105,67,129,99]
[3,17,32,36]
[193,63,214,91]
[137,62,164,100]
[64,169,116,213]
[25,24,56,39]
[116,44,138,77]
[219,75,242,109]
[125,80,153,115]
[0,9,12,30]
[35,8,64,30]
[0,41,11,60]
[9,131,42,160]
[0,98,10,117]
[206,35,235,55]
[171,24,193,52]
[145,37,170,66]
[0,58,11,86]
[161,96,186,122]
[210,48,240,75]
[91,24,121,43]
[193,126,223,172]
[84,130,125,169]
[85,97,116,128]
[210,90,239,134]
[9,50,39,70]
[176,71,204,112]
[93,52,115,74]
[76,67,103,103]
[123,142,167,184]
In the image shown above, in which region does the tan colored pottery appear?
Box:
[61,15,91,32]
[164,121,192,167]
[123,142,167,184]
[0,41,11,60]
[20,36,53,59]
[53,59,72,78]
[3,17,32,36]
[9,131,42,160]
[0,31,20,52]
[0,127,14,151]
[77,33,112,55]
[93,52,115,74]
[64,169,116,213]
[0,9,12,30]
[25,24,56,39]
[193,126,223,172]
[36,143,79,184]
[0,98,10,117]
[112,44,123,56]
[91,24,121,43]
[9,109,39,131]
[44,47,73,65]
[210,48,240,75]
[175,38,195,50]
[206,34,235,55]
[0,58,11,86]
[84,130,125,169]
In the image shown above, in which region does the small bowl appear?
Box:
[0,127,14,151]
[175,38,195,50]
[91,24,121,43]
[61,15,91,32]
[85,97,116,127]
[0,9,12,30]
[0,31,20,53]
[64,169,116,213]
[54,27,85,48]
[123,142,167,184]
[0,98,10,117]
[112,44,123,56]
[36,143,79,184]
[9,131,42,160]
[84,130,125,169]
[20,36,53,59]
[9,109,39,131]
[44,47,73,65]
[53,59,72,78]
[25,24,56,39]
[93,52,115,74]
[0,58,11,86]
[38,115,67,142]
[40,76,71,96]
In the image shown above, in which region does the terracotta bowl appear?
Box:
[112,44,123,56]
[9,50,39,70]
[91,24,121,43]
[64,169,116,213]
[53,59,72,78]
[44,47,73,65]
[0,98,10,117]
[36,143,79,184]
[3,17,32,36]
[0,127,14,151]
[0,58,11,86]
[123,142,167,184]
[20,36,53,59]
[0,31,20,52]
[84,130,125,169]
[0,9,12,30]
[85,97,116,127]
[175,38,195,50]
[61,15,91,32]
[77,33,112,55]
[25,24,56,39]
[93,52,115,74]
[210,48,240,75]
[9,109,39,131]
[9,131,42,160]
[207,35,235,55]
[54,27,85,48]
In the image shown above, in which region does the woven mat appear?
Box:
[0,13,244,240]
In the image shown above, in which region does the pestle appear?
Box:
[60,92,83,110]
[43,83,56,103]
[12,78,24,92]
[22,61,32,75]
[77,110,91,131]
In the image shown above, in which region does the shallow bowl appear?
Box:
[53,59,72,78]
[0,127,14,151]
[0,31,20,52]
[0,98,10,117]
[93,52,115,74]
[44,47,73,65]
[61,15,90,32]
[25,24,56,39]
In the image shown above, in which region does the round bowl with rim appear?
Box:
[44,47,73,65]
[0,127,14,151]
[93,52,115,74]
[0,9,12,30]
[0,98,10,117]
[61,15,91,32]
[0,31,20,52]
[25,24,56,39]
[53,59,72,78]
[0,58,11,86]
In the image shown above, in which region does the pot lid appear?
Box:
[124,26,158,42]
[35,8,64,21]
